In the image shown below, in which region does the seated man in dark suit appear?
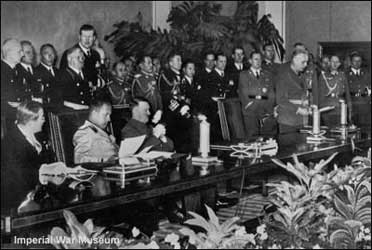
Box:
[60,24,101,86]
[34,43,59,105]
[121,97,174,153]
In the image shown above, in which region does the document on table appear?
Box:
[135,150,174,160]
[119,135,147,157]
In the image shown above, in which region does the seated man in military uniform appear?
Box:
[73,96,118,163]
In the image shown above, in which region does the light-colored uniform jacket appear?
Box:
[73,120,118,164]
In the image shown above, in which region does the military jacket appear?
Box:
[276,65,309,126]
[55,67,92,106]
[73,120,118,164]
[132,71,163,112]
[346,68,371,99]
[318,71,351,114]
[238,68,275,116]
[108,77,132,105]
[34,64,59,104]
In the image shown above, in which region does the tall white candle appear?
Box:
[340,100,347,126]
[199,119,210,158]
[312,106,320,135]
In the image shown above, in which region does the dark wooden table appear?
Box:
[3,129,371,232]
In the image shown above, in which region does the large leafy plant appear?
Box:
[262,153,371,249]
[104,1,285,64]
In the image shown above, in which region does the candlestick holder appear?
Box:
[302,105,335,143]
[330,100,360,135]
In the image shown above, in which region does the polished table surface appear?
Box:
[4,128,371,231]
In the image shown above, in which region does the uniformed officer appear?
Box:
[158,53,194,151]
[34,43,59,106]
[107,61,132,105]
[60,24,101,87]
[238,51,276,139]
[300,52,319,107]
[73,97,118,164]
[195,51,215,89]
[198,53,230,142]
[226,47,248,98]
[55,46,92,107]
[262,43,281,79]
[346,52,371,127]
[318,55,352,127]
[1,38,24,106]
[132,55,163,113]
[15,40,36,102]
[276,49,311,134]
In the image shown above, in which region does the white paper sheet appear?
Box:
[135,150,174,160]
[119,135,146,157]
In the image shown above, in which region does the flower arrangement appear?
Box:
[49,151,371,249]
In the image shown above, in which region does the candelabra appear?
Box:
[330,99,360,136]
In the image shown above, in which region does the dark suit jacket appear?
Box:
[226,63,248,98]
[60,44,101,85]
[121,119,174,153]
[276,64,308,127]
[34,64,59,104]
[195,68,212,88]
[55,67,92,106]
[15,63,35,99]
[1,125,53,211]
[1,61,20,105]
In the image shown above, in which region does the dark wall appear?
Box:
[285,1,371,60]
[1,1,152,65]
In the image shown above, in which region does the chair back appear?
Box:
[48,109,113,166]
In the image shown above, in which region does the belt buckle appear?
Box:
[331,93,336,98]
[256,95,262,100]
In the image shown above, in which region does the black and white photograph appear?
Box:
[1,1,371,249]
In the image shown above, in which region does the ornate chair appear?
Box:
[48,108,114,166]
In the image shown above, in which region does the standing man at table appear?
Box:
[60,24,101,87]
[346,52,371,128]
[238,51,276,139]
[276,49,311,134]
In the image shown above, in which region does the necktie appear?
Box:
[27,66,32,75]
[87,50,91,57]
[49,68,55,77]
[256,71,260,79]
[221,72,224,77]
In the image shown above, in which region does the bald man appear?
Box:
[276,49,311,133]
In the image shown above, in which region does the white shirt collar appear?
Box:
[78,43,91,56]
[351,67,360,75]
[69,66,84,78]
[41,62,55,76]
[21,62,33,74]
[2,59,16,69]
[17,124,42,153]
[184,75,193,84]
[250,67,261,75]
[234,62,243,70]
[215,68,224,77]
[205,68,212,73]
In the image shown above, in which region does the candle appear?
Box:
[312,106,320,135]
[199,119,210,158]
[340,100,347,126]
[121,165,125,189]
